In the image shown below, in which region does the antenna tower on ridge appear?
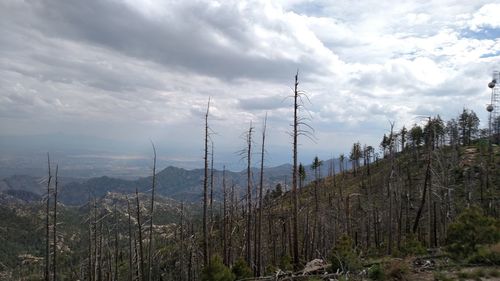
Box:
[487,70,500,143]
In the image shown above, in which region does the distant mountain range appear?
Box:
[0,158,350,205]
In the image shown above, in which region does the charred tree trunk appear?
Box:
[180,201,185,280]
[203,98,210,267]
[245,123,254,267]
[210,142,214,223]
[147,143,157,281]
[135,189,145,281]
[222,168,228,266]
[413,119,433,234]
[126,196,134,281]
[113,203,119,281]
[292,71,300,270]
[53,165,58,281]
[88,193,93,281]
[256,114,267,276]
[45,153,52,281]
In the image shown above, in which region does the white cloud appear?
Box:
[469,3,500,31]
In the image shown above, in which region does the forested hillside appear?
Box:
[1,103,499,281]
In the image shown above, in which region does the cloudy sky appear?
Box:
[1,0,500,172]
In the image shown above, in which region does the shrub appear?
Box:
[468,243,500,265]
[264,264,278,275]
[367,263,385,280]
[446,207,500,260]
[384,259,409,280]
[231,258,252,280]
[330,235,362,273]
[400,234,426,256]
[279,254,293,271]
[201,255,235,281]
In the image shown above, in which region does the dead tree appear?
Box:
[413,118,433,235]
[45,153,52,281]
[222,167,228,265]
[387,122,395,255]
[88,192,93,281]
[228,184,235,265]
[53,164,58,281]
[147,143,157,281]
[135,189,145,281]
[256,114,267,276]
[180,201,185,280]
[210,141,215,222]
[126,196,134,281]
[244,122,254,267]
[311,156,322,255]
[292,72,300,270]
[113,203,119,281]
[93,200,99,281]
[291,70,314,270]
[203,98,211,267]
[93,198,98,281]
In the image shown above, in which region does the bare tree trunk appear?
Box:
[313,163,320,256]
[93,218,101,281]
[126,196,134,281]
[93,199,98,281]
[45,153,52,281]
[433,201,438,247]
[292,71,300,270]
[53,164,58,281]
[256,114,267,276]
[413,148,432,234]
[88,193,94,281]
[135,189,145,281]
[245,123,254,267]
[228,184,235,265]
[188,223,194,281]
[222,167,228,265]
[203,98,210,267]
[333,158,336,187]
[413,119,433,234]
[209,141,215,268]
[148,143,157,281]
[210,141,214,222]
[113,203,119,281]
[179,202,185,280]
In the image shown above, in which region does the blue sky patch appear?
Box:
[461,27,500,40]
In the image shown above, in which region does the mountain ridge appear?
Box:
[0,158,350,205]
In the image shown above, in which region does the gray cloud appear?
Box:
[4,0,326,83]
[1,0,500,172]
[238,96,288,110]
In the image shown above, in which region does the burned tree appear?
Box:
[256,114,267,276]
[244,122,254,267]
[53,164,58,281]
[290,70,314,270]
[203,98,211,267]
[147,143,157,281]
[45,153,52,281]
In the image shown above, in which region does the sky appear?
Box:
[1,0,500,174]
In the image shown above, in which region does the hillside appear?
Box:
[0,191,196,280]
[1,137,498,280]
